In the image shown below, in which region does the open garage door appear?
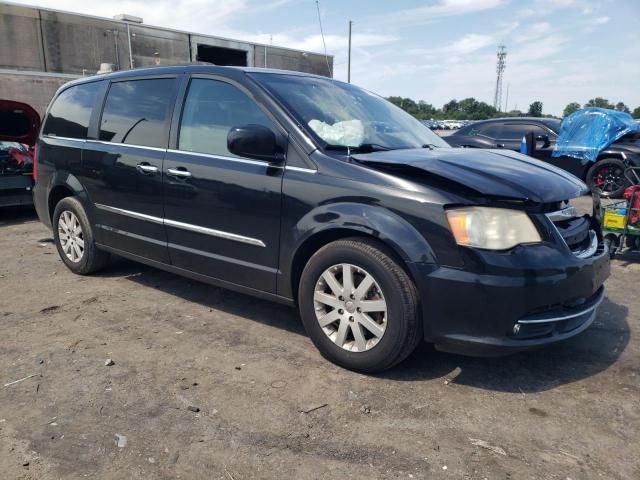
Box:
[196,44,248,66]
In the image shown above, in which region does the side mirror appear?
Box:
[227,124,284,163]
[536,134,551,149]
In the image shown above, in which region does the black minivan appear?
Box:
[33,65,610,372]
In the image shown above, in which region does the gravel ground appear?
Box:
[0,203,638,480]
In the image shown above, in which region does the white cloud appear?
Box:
[510,35,567,62]
[515,22,552,43]
[367,0,507,27]
[592,16,611,25]
[447,34,495,55]
[294,33,397,52]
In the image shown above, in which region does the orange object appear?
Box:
[447,212,470,245]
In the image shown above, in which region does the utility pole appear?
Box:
[504,83,510,113]
[347,20,353,83]
[493,45,507,111]
[106,29,121,70]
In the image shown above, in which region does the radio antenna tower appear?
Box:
[493,45,507,111]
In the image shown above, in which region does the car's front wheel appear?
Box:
[53,197,109,275]
[298,238,421,372]
[586,158,629,198]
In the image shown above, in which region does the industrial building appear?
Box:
[0,2,334,114]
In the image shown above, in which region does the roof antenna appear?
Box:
[315,0,333,77]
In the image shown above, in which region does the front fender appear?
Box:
[279,202,438,300]
[298,202,437,263]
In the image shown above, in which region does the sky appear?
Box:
[11,0,640,116]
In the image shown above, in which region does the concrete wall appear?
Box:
[253,45,333,77]
[130,25,190,69]
[0,70,77,116]
[0,3,45,71]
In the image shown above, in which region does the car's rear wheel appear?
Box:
[298,238,421,372]
[586,158,629,198]
[53,197,109,274]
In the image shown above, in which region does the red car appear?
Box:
[0,99,39,207]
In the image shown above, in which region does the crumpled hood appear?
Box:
[352,147,588,204]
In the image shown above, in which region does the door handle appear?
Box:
[496,143,505,148]
[167,167,192,178]
[136,163,158,174]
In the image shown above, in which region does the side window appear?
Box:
[501,124,547,140]
[42,82,101,139]
[99,79,174,148]
[477,123,503,139]
[178,78,276,158]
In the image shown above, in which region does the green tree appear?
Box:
[528,101,543,117]
[615,102,630,113]
[632,106,640,119]
[386,96,404,109]
[417,100,436,117]
[563,102,581,117]
[442,99,459,116]
[584,97,614,109]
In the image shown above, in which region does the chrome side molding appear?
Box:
[95,203,266,247]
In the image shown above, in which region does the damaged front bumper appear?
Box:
[412,239,610,356]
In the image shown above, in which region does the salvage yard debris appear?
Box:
[114,434,127,448]
[443,366,463,385]
[298,403,328,414]
[469,437,507,456]
[3,373,38,387]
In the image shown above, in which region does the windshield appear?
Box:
[250,73,449,151]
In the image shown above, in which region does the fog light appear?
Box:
[513,324,521,335]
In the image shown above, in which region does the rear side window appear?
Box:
[500,124,548,140]
[477,123,503,138]
[99,79,175,148]
[178,78,276,158]
[42,82,101,139]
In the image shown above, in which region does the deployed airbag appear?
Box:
[308,119,364,147]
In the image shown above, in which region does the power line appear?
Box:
[315,0,332,77]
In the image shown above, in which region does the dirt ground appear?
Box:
[0,203,638,480]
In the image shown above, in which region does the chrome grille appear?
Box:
[546,207,599,259]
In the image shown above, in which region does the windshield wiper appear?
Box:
[325,143,393,153]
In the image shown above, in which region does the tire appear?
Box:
[586,158,629,198]
[53,197,109,275]
[298,238,421,373]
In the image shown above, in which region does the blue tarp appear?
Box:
[552,107,640,162]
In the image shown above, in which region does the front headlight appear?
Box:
[446,207,542,250]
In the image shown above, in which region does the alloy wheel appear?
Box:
[313,263,387,352]
[58,210,85,263]
[596,166,625,193]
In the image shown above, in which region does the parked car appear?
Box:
[0,100,38,207]
[28,66,609,372]
[447,117,640,198]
